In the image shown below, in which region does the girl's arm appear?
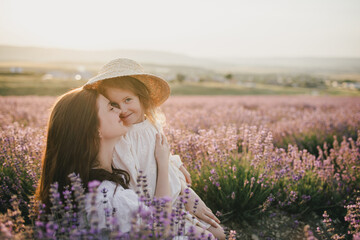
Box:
[154,133,171,236]
[179,165,192,185]
[170,154,192,185]
[154,133,171,198]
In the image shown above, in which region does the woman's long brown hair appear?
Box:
[36,87,129,211]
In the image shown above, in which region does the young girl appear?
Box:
[85,58,225,239]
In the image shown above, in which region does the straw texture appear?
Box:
[85,58,170,106]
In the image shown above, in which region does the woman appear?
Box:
[35,87,214,238]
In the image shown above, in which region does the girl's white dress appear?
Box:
[112,119,210,230]
[112,119,185,205]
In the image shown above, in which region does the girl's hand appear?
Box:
[179,165,192,185]
[184,187,220,227]
[194,199,220,228]
[155,133,170,169]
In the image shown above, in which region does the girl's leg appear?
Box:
[191,225,214,239]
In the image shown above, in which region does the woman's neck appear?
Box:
[97,138,117,173]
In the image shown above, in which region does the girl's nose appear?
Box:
[114,107,121,115]
[119,103,128,112]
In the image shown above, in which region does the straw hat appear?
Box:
[85,58,170,106]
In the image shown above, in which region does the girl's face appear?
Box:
[105,88,145,126]
[97,94,128,139]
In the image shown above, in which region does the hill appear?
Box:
[1,45,360,75]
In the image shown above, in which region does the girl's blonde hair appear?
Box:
[97,76,165,126]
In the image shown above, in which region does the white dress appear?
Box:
[85,180,189,240]
[85,180,141,233]
[112,119,185,206]
[112,119,210,231]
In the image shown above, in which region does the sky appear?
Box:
[0,0,359,59]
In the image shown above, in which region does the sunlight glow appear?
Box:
[0,0,359,58]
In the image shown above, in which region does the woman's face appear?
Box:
[97,94,128,139]
[105,88,145,126]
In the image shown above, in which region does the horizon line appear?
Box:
[1,44,360,60]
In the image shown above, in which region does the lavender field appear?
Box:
[1,95,360,239]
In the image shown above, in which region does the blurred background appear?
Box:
[0,0,359,96]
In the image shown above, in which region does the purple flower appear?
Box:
[88,180,101,189]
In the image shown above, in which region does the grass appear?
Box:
[0,73,87,96]
[1,73,360,96]
[170,82,360,96]
[191,154,270,223]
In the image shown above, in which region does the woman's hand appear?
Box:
[179,165,192,185]
[155,133,170,169]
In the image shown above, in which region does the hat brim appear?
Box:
[85,72,170,107]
